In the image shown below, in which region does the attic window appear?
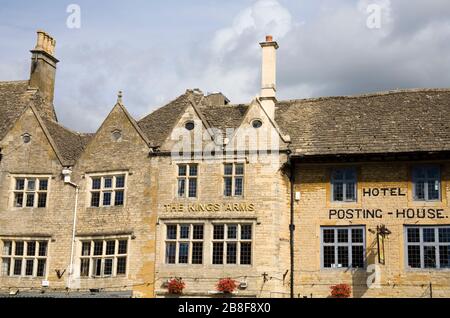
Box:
[22,134,31,144]
[185,121,195,131]
[252,120,263,129]
[112,130,122,142]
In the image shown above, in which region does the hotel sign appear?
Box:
[329,208,448,220]
[329,187,448,220]
[164,203,256,213]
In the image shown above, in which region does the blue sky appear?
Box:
[1,0,450,132]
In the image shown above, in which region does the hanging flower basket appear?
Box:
[330,284,352,298]
[216,278,238,294]
[167,278,186,295]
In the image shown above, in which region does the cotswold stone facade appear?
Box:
[293,161,450,298]
[0,31,449,298]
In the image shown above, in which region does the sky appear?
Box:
[1,0,450,132]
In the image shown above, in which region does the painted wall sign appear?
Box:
[163,203,256,213]
[329,208,448,220]
[363,187,407,197]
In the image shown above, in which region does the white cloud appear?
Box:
[4,0,450,133]
[211,0,293,55]
[58,0,450,132]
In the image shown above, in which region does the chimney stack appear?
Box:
[259,35,279,119]
[29,30,59,110]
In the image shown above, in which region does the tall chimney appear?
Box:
[29,30,59,109]
[259,35,279,119]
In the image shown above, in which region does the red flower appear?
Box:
[216,278,238,294]
[330,284,352,298]
[167,278,185,295]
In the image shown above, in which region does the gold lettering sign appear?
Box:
[163,203,255,213]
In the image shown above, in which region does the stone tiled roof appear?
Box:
[198,103,249,132]
[43,119,94,165]
[3,80,450,161]
[276,89,450,156]
[0,80,92,165]
[0,80,35,141]
[138,91,204,147]
[138,88,450,155]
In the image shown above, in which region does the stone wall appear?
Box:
[294,161,450,298]
[70,104,156,297]
[0,107,74,291]
[153,152,291,298]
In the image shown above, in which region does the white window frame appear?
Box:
[211,223,253,266]
[1,239,49,278]
[223,163,245,197]
[412,166,441,202]
[177,164,198,198]
[88,173,127,208]
[164,224,204,265]
[11,176,50,209]
[79,237,129,278]
[405,226,450,270]
[321,226,366,269]
[331,168,357,202]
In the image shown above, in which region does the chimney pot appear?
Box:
[36,31,45,50]
[29,30,59,110]
[34,30,56,56]
[259,35,279,120]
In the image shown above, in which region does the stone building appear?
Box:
[0,31,154,297]
[281,91,450,298]
[0,31,449,298]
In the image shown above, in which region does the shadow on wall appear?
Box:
[350,237,378,298]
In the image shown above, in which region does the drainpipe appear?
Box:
[62,168,79,290]
[288,153,295,299]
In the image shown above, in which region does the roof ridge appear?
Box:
[42,118,88,137]
[0,80,29,85]
[198,103,249,108]
[278,87,450,104]
[138,92,188,122]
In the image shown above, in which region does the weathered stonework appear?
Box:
[0,107,74,291]
[1,31,450,299]
[294,162,450,298]
[151,100,291,298]
[69,103,156,297]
